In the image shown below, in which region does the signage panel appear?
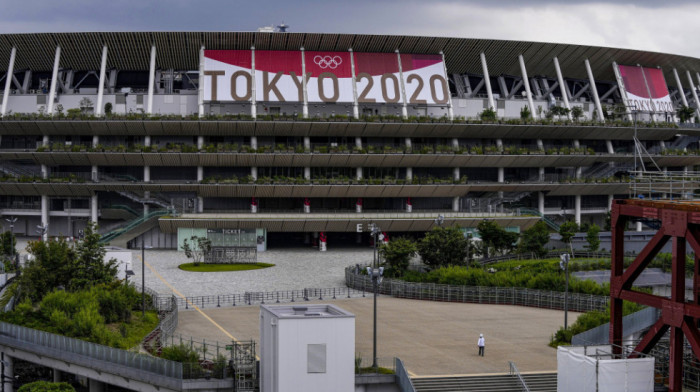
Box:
[616,64,674,113]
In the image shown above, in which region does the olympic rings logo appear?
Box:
[313,55,342,69]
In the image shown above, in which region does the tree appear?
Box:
[379,237,417,277]
[0,230,16,257]
[550,106,570,121]
[586,223,601,252]
[677,105,695,123]
[518,221,550,257]
[559,220,579,246]
[181,235,212,266]
[104,102,113,115]
[70,221,118,291]
[480,107,496,122]
[520,105,531,120]
[417,226,470,268]
[477,220,519,258]
[571,106,584,122]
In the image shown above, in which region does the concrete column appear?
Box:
[518,54,537,119]
[96,45,108,116]
[687,70,700,119]
[673,68,689,108]
[197,136,204,150]
[573,139,580,148]
[143,203,149,217]
[659,140,666,152]
[452,138,459,150]
[304,136,311,151]
[538,192,545,214]
[197,166,204,183]
[144,135,151,147]
[350,49,359,119]
[553,57,572,120]
[198,45,205,118]
[91,194,98,223]
[406,167,413,181]
[480,53,495,110]
[47,45,61,116]
[356,198,362,213]
[536,139,544,150]
[608,194,614,211]
[606,140,614,154]
[41,195,49,241]
[147,44,156,115]
[143,166,150,182]
[305,167,311,180]
[452,196,460,212]
[197,197,203,213]
[584,59,605,123]
[539,167,545,181]
[405,137,412,151]
[355,137,362,149]
[301,47,308,119]
[43,135,49,147]
[574,195,581,225]
[250,136,258,150]
[88,378,105,392]
[453,167,460,181]
[576,167,582,179]
[41,164,49,179]
[396,50,408,119]
[636,221,643,232]
[440,51,454,120]
[355,167,362,180]
[3,353,13,392]
[498,167,504,182]
[92,135,99,148]
[251,46,257,119]
[53,368,61,383]
[251,166,258,180]
[1,47,16,117]
[496,139,503,149]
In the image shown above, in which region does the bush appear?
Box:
[379,237,417,277]
[417,226,470,268]
[18,381,75,392]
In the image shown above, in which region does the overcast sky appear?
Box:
[1,0,698,57]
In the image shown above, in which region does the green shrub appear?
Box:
[160,343,201,363]
[18,381,75,392]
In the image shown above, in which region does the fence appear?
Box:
[345,268,609,313]
[478,251,613,265]
[571,307,660,345]
[509,361,530,392]
[159,286,371,310]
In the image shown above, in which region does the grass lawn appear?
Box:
[178,263,275,272]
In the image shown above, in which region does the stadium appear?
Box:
[0,31,698,253]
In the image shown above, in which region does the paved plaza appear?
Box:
[175,297,578,376]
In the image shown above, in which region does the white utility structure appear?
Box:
[557,345,654,392]
[260,304,355,392]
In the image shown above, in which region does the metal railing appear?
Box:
[396,358,416,392]
[509,361,531,392]
[354,356,396,374]
[571,306,661,345]
[100,209,171,243]
[630,170,700,200]
[0,321,183,380]
[345,268,609,313]
[478,250,612,265]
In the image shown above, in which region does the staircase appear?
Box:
[100,208,171,247]
[0,161,42,177]
[581,162,634,179]
[519,208,561,231]
[412,372,557,392]
[115,190,172,209]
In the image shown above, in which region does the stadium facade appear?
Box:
[0,32,699,249]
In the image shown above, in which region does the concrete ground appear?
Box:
[175,297,579,376]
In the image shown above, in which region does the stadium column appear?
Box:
[92,134,99,181]
[479,53,495,111]
[606,140,614,154]
[95,45,107,116]
[686,70,700,119]
[673,68,689,109]
[396,50,408,119]
[608,194,614,211]
[2,353,13,392]
[538,167,545,181]
[440,51,454,120]
[198,45,205,118]
[147,44,156,115]
[47,45,61,116]
[355,167,362,181]
[301,47,309,119]
[552,57,572,120]
[518,55,537,119]
[197,136,204,212]
[42,135,49,179]
[538,192,545,215]
[91,194,98,223]
[41,194,48,241]
[0,46,16,117]
[251,135,258,180]
[251,46,257,119]
[350,48,359,119]
[574,195,581,225]
[573,140,582,179]
[584,59,605,123]
[497,138,504,197]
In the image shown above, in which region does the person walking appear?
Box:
[478,334,485,357]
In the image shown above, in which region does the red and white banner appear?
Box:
[616,64,674,113]
[203,50,449,105]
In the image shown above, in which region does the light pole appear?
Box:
[560,253,570,329]
[368,223,384,371]
[141,234,147,317]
